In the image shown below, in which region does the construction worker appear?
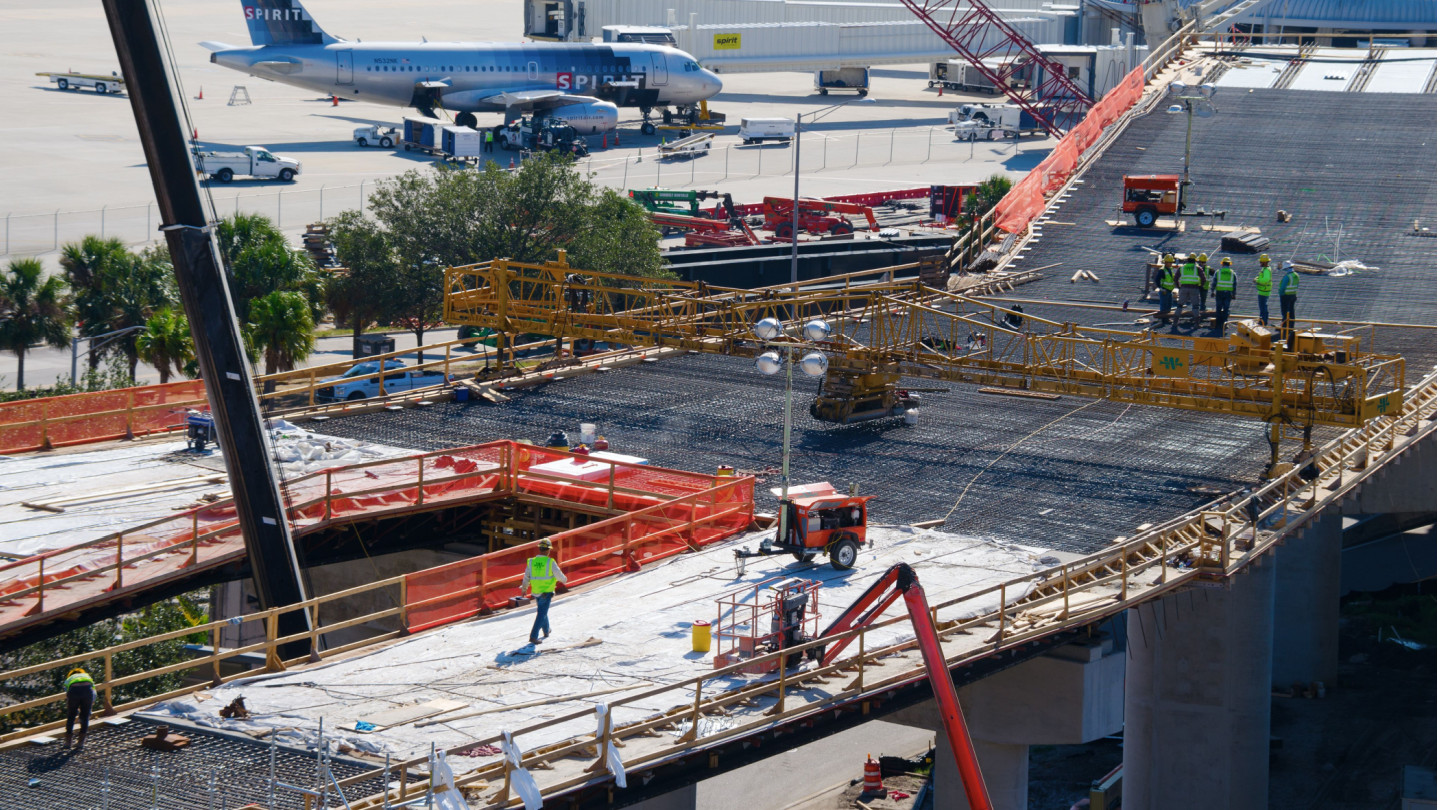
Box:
[1176,253,1203,326]
[1255,254,1273,325]
[1154,254,1177,322]
[63,667,96,748]
[522,538,567,644]
[1278,260,1300,346]
[1195,252,1211,315]
[1212,257,1236,329]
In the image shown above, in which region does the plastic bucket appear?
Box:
[691,620,711,653]
[580,423,597,444]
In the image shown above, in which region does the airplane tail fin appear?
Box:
[240,0,337,47]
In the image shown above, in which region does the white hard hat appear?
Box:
[1281,260,1294,270]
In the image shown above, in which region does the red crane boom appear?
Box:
[898,0,1094,137]
[819,563,994,810]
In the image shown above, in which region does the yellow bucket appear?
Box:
[691,620,712,653]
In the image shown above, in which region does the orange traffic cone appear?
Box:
[938,84,943,97]
[331,95,339,106]
[509,157,516,169]
[196,86,203,100]
[602,134,608,150]
[192,127,198,141]
[862,755,882,794]
[615,131,621,146]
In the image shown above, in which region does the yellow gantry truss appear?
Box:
[443,254,1406,431]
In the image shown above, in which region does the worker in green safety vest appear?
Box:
[1278,260,1300,347]
[63,667,96,748]
[1176,254,1203,326]
[1255,254,1273,325]
[1153,254,1177,323]
[522,538,568,645]
[1195,252,1212,315]
[1211,257,1237,330]
[483,128,494,153]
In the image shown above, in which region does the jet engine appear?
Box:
[543,101,619,135]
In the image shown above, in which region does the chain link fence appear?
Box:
[1,125,1045,259]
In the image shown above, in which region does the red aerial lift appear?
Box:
[819,563,994,810]
[649,211,763,248]
[762,197,881,240]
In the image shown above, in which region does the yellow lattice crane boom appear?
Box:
[444,253,1407,475]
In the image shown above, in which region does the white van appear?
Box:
[737,118,795,145]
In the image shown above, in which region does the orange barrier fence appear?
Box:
[0,441,748,633]
[0,379,207,454]
[994,66,1145,234]
[403,476,756,633]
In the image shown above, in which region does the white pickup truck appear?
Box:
[315,360,453,403]
[194,145,301,183]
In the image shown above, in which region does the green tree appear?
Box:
[0,259,71,390]
[244,290,314,393]
[59,236,137,372]
[135,307,195,385]
[964,174,1014,222]
[325,210,398,358]
[215,213,322,321]
[360,154,671,359]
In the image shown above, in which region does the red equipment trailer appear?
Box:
[762,197,881,240]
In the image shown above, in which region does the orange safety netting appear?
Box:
[403,476,755,634]
[994,67,1146,234]
[0,379,207,454]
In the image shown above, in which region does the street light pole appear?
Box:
[791,112,802,288]
[754,317,832,548]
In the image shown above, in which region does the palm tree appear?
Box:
[0,259,72,390]
[135,308,195,385]
[244,290,314,393]
[59,236,132,371]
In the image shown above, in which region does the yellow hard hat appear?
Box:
[1197,253,1208,262]
[68,667,86,676]
[1259,254,1270,264]
[1221,257,1232,266]
[1162,253,1174,264]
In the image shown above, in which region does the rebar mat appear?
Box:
[315,353,1287,554]
[0,717,410,809]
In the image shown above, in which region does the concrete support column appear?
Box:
[1272,509,1341,690]
[936,733,1029,810]
[1122,556,1276,810]
[890,637,1123,810]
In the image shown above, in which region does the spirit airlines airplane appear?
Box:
[204,0,722,135]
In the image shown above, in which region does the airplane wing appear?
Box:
[475,89,600,111]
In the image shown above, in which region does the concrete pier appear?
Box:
[1122,556,1276,810]
[1272,508,1342,690]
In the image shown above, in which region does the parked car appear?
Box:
[315,360,451,402]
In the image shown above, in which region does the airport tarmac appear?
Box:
[0,0,1054,262]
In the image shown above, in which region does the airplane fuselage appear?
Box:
[211,41,720,113]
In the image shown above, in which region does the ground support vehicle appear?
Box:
[441,126,482,160]
[734,484,872,570]
[353,125,397,148]
[194,146,300,183]
[950,103,1048,140]
[315,360,452,402]
[737,117,795,145]
[402,118,446,154]
[762,196,879,240]
[929,59,1008,94]
[38,71,125,94]
[815,68,870,96]
[657,132,714,159]
[650,99,726,136]
[496,118,590,156]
